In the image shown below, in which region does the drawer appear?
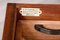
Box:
[2,3,60,40]
[15,20,60,40]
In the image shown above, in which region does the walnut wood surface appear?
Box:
[2,3,60,40]
[16,20,60,40]
[16,4,60,20]
[2,3,17,40]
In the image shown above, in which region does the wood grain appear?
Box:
[16,20,60,40]
[2,3,60,40]
[16,4,60,20]
[2,3,17,40]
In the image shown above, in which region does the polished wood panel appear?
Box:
[16,4,60,20]
[16,20,60,40]
[2,3,17,40]
[2,3,60,40]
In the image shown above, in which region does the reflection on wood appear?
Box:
[16,20,60,40]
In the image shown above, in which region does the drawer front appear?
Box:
[15,20,60,40]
